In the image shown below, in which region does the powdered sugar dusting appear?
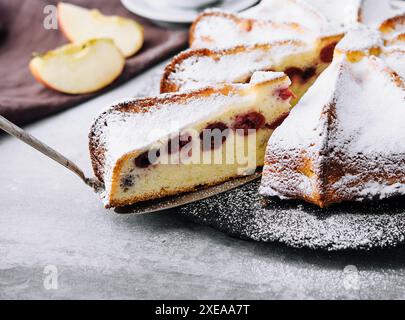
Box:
[192,13,317,50]
[265,28,405,154]
[360,0,405,28]
[384,48,405,78]
[94,90,247,196]
[250,71,287,84]
[262,55,341,151]
[305,0,361,28]
[259,42,405,205]
[168,41,309,91]
[336,26,383,52]
[181,180,405,251]
[333,56,405,154]
[192,0,405,51]
[244,0,403,31]
[242,0,328,32]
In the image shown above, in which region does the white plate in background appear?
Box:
[121,0,260,24]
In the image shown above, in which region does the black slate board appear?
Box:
[180,181,405,251]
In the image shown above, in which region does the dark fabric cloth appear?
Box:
[0,0,187,125]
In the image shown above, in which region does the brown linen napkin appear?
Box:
[0,0,188,125]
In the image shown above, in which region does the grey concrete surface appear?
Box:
[1,63,405,300]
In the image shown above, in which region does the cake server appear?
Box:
[0,115,261,214]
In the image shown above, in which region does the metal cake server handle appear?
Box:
[0,115,261,214]
[0,115,103,191]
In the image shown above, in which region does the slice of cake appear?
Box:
[190,0,405,51]
[161,37,340,106]
[259,31,405,208]
[90,71,293,208]
[190,10,318,50]
[242,0,345,31]
[244,0,404,29]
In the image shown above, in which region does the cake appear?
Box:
[162,0,352,104]
[160,36,341,106]
[190,1,405,51]
[89,71,293,208]
[259,28,405,208]
[242,0,358,28]
[243,0,405,30]
[162,0,405,106]
[189,10,319,50]
[335,25,405,77]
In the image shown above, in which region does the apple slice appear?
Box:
[29,39,125,94]
[58,2,144,58]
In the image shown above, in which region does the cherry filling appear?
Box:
[167,134,193,154]
[200,122,229,151]
[232,112,265,136]
[278,88,295,100]
[285,67,316,84]
[302,67,316,80]
[320,42,338,63]
[134,149,160,168]
[120,175,134,189]
[285,67,303,81]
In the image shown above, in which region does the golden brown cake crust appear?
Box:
[380,14,405,33]
[263,150,405,208]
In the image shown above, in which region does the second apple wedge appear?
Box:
[29,39,125,94]
[58,2,144,58]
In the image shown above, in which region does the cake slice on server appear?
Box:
[259,31,405,208]
[89,71,293,208]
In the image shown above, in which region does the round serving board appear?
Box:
[180,180,405,251]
